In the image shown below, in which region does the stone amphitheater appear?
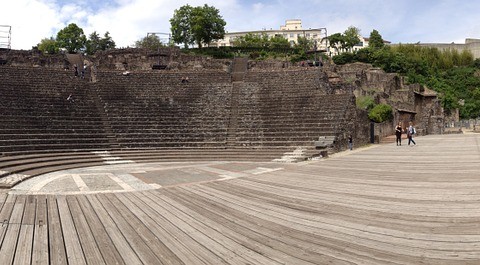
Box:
[0,48,479,264]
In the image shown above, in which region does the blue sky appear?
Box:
[2,0,480,50]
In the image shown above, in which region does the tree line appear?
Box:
[36,4,227,54]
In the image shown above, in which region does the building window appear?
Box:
[306,33,310,38]
[289,33,294,38]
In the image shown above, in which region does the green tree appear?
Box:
[170,4,226,48]
[268,35,290,49]
[296,36,315,51]
[85,31,116,55]
[85,31,101,55]
[328,33,345,54]
[343,26,361,52]
[56,23,87,53]
[135,34,164,50]
[170,4,194,48]
[37,37,58,54]
[233,33,269,48]
[190,4,226,48]
[368,29,384,49]
[99,32,116,51]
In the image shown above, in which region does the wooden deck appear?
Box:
[1,134,480,264]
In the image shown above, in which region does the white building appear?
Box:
[212,19,328,51]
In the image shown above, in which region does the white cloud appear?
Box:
[3,0,62,49]
[2,0,480,50]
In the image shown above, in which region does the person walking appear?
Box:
[407,121,416,146]
[348,135,353,150]
[395,122,403,146]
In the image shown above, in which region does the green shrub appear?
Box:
[356,96,375,110]
[368,104,393,123]
[332,52,355,65]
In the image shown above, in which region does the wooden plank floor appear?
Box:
[1,134,480,264]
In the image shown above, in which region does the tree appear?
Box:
[135,34,164,50]
[268,35,290,49]
[296,36,315,51]
[328,33,345,54]
[368,29,384,49]
[56,23,87,53]
[85,31,101,55]
[190,5,226,48]
[232,33,289,51]
[343,26,361,52]
[37,37,58,54]
[99,32,116,51]
[170,4,226,48]
[85,31,116,55]
[233,33,268,48]
[170,4,194,48]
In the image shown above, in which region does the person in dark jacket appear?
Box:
[395,122,403,146]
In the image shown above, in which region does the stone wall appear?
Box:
[415,38,480,59]
[390,39,480,59]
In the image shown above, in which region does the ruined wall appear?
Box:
[330,62,444,136]
[91,48,232,71]
[0,48,232,72]
[0,49,68,68]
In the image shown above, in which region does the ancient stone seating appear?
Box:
[0,66,110,154]
[231,70,354,147]
[93,70,232,149]
[0,65,356,187]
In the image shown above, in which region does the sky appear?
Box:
[2,0,480,50]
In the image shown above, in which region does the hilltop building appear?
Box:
[212,19,328,51]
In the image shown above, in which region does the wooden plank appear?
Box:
[66,196,106,265]
[106,193,183,264]
[0,194,8,213]
[32,195,49,265]
[154,189,292,265]
[75,195,125,265]
[0,195,25,264]
[85,195,142,265]
[160,188,325,265]
[95,193,163,265]
[47,195,67,265]
[138,190,233,265]
[56,195,87,264]
[0,194,16,249]
[118,191,206,265]
[128,191,221,264]
[187,183,418,264]
[14,194,36,265]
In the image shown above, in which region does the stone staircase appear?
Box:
[226,57,248,147]
[231,57,248,82]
